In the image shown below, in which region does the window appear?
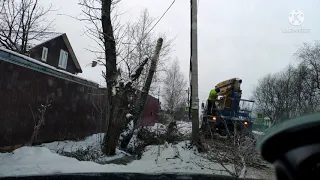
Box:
[41,47,48,61]
[58,49,68,69]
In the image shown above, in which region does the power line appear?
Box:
[117,0,176,65]
[197,0,200,11]
[0,29,62,36]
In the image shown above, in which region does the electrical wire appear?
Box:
[197,0,199,11]
[117,0,176,65]
[0,29,62,36]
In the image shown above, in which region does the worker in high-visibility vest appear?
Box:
[207,88,220,115]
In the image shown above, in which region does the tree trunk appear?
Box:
[101,0,118,155]
[135,38,163,123]
[120,38,163,150]
[103,87,129,155]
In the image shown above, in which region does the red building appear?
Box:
[139,94,160,126]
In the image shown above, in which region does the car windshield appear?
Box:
[0,0,318,180]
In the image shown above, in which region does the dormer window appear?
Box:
[58,49,68,69]
[41,47,48,61]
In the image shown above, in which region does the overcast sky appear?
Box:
[43,0,320,103]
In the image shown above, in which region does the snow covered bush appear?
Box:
[123,121,192,155]
[58,145,102,163]
[197,127,265,178]
[41,133,128,165]
[29,93,55,145]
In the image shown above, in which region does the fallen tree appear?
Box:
[120,38,164,150]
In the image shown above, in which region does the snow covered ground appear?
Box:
[0,121,273,179]
[137,121,192,136]
[253,131,265,136]
[40,133,129,163]
[0,140,267,178]
[176,121,192,136]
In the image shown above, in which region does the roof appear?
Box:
[134,89,159,101]
[0,47,98,88]
[30,33,83,73]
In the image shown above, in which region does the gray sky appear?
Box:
[43,0,320,103]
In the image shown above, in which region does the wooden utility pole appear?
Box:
[190,0,200,144]
[186,88,190,121]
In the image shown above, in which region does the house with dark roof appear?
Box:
[28,33,82,74]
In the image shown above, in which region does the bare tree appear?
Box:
[79,0,129,155]
[78,3,173,93]
[114,9,174,97]
[79,0,168,155]
[0,0,54,54]
[253,66,299,123]
[291,64,320,116]
[78,2,173,94]
[253,41,320,124]
[162,59,187,120]
[296,41,320,90]
[198,122,260,178]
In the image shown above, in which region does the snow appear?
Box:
[0,146,121,177]
[0,139,268,179]
[127,133,143,150]
[125,121,192,150]
[36,133,128,166]
[127,141,227,174]
[144,121,192,136]
[253,131,264,135]
[0,123,271,179]
[40,133,129,162]
[126,113,133,118]
[146,123,167,135]
[29,34,63,47]
[0,140,227,177]
[40,133,105,153]
[126,123,167,150]
[120,121,133,138]
[127,120,134,131]
[176,121,192,136]
[0,47,99,86]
